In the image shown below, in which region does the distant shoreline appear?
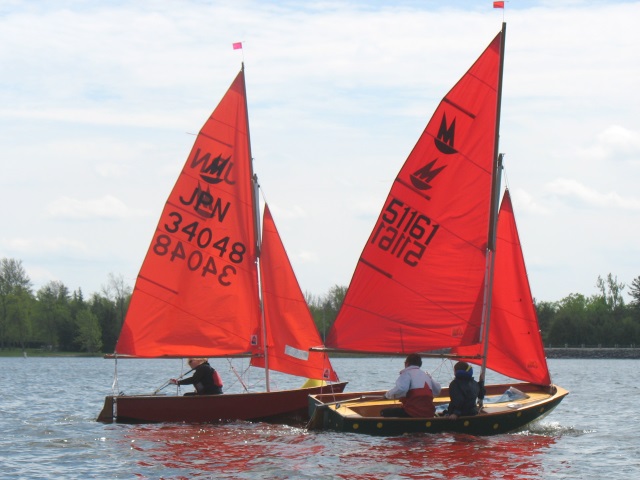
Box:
[545,348,640,359]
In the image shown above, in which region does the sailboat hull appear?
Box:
[308,383,568,436]
[98,382,347,424]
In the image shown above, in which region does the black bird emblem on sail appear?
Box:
[434,112,457,154]
[191,148,234,185]
[410,159,446,191]
[409,112,456,191]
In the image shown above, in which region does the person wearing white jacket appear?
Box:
[381,353,442,417]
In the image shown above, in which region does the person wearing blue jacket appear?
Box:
[446,361,485,419]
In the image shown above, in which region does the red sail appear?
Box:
[453,191,551,385]
[115,70,261,357]
[326,32,503,352]
[251,205,339,381]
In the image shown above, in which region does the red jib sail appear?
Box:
[326,32,503,352]
[453,191,551,385]
[116,70,261,357]
[251,205,339,381]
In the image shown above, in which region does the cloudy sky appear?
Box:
[1,0,639,303]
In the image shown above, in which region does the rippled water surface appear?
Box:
[1,356,637,479]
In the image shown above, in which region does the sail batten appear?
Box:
[441,97,476,119]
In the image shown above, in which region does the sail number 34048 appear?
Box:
[371,198,439,267]
[152,211,246,286]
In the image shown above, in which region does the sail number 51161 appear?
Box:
[370,198,439,267]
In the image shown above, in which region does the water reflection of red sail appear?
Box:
[376,434,556,479]
[309,23,567,435]
[122,424,555,478]
[98,67,345,424]
[123,423,312,477]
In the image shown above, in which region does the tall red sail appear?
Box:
[453,191,551,385]
[326,32,503,352]
[252,205,339,381]
[116,70,261,357]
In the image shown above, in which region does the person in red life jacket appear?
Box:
[170,358,223,395]
[445,361,486,419]
[380,353,442,417]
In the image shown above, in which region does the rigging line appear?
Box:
[112,354,119,395]
[502,161,510,192]
[257,180,269,206]
[226,357,250,392]
[431,357,449,379]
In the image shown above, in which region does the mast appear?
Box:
[480,22,507,383]
[241,62,271,391]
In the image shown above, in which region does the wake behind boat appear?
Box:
[98,66,345,424]
[308,23,567,436]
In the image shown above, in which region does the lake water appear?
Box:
[1,356,637,479]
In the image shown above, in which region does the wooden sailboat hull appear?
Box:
[308,383,568,436]
[98,381,347,424]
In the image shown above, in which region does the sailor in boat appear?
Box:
[170,358,223,396]
[444,361,486,419]
[380,353,442,418]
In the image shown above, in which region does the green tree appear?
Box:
[75,308,103,353]
[51,289,86,351]
[89,292,119,352]
[305,291,325,337]
[101,273,131,333]
[547,293,591,346]
[534,300,557,344]
[615,316,640,345]
[35,281,71,349]
[306,285,347,340]
[629,276,640,314]
[590,274,627,344]
[0,258,34,349]
[546,274,634,347]
[596,273,625,312]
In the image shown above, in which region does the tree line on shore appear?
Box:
[1,257,640,354]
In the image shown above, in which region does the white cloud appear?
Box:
[546,178,640,210]
[596,125,640,160]
[46,195,148,219]
[267,203,308,220]
[295,250,319,264]
[510,188,550,216]
[1,0,639,302]
[3,236,88,254]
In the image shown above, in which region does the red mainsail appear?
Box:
[453,191,551,385]
[251,205,339,381]
[115,70,261,357]
[326,32,503,353]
